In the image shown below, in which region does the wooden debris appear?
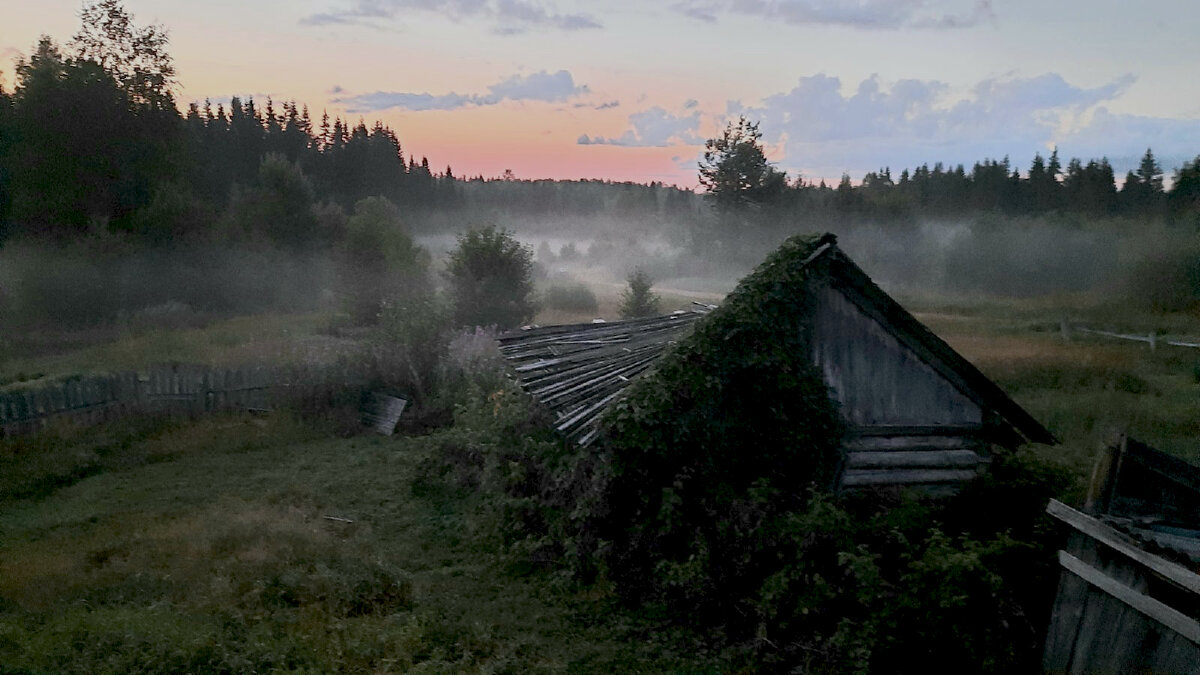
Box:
[363,393,408,436]
[499,310,711,446]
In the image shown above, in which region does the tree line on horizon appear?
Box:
[2,3,1200,250]
[701,117,1200,227]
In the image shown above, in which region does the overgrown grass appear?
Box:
[913,296,1200,474]
[0,312,355,390]
[9,274,1200,670]
[0,409,739,672]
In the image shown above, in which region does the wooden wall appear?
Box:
[1043,500,1200,674]
[808,283,992,489]
[809,283,982,428]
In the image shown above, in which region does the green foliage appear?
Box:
[224,154,321,250]
[541,281,599,314]
[122,181,211,245]
[618,268,661,318]
[466,233,1077,672]
[339,195,431,324]
[588,234,846,616]
[444,225,537,330]
[5,37,176,237]
[698,115,787,212]
[70,0,176,110]
[372,295,452,404]
[1127,241,1200,312]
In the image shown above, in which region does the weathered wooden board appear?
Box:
[810,283,983,428]
[1044,499,1200,674]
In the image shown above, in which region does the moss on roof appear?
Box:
[594,233,846,604]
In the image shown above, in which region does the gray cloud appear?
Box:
[729,72,1200,180]
[579,106,702,146]
[334,69,588,112]
[573,99,619,109]
[301,0,600,33]
[673,0,994,29]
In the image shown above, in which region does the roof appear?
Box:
[500,232,1054,448]
[1083,435,1200,566]
[497,308,712,446]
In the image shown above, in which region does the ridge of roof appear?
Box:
[500,231,1054,448]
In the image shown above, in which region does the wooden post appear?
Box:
[1149,332,1157,351]
[1061,318,1071,343]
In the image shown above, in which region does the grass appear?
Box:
[909,295,1200,493]
[8,286,1200,670]
[0,412,738,673]
[0,312,362,391]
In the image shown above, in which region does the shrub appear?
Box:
[444,225,537,330]
[592,235,844,617]
[220,154,321,251]
[1126,244,1200,312]
[618,268,660,318]
[339,196,431,324]
[541,282,598,314]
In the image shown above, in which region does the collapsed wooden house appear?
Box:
[1043,436,1200,674]
[499,233,1054,491]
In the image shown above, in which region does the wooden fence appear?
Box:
[1059,321,1200,351]
[1043,499,1200,674]
[0,363,368,438]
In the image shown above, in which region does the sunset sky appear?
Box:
[4,0,1200,187]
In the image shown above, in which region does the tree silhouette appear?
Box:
[70,0,175,110]
[698,116,786,211]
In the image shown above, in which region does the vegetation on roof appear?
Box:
[484,233,1074,671]
[586,232,845,612]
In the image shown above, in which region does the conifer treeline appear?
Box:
[767,148,1200,224]
[2,0,1200,248]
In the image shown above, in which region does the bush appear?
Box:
[1126,244,1200,312]
[592,235,844,617]
[339,196,431,324]
[541,282,598,314]
[618,268,660,318]
[444,225,537,330]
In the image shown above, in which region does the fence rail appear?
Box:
[1060,321,1200,351]
[0,363,368,438]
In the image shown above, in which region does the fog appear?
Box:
[0,207,1190,352]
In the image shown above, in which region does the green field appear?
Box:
[4,289,1200,671]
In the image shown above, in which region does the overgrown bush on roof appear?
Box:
[480,233,1071,672]
[591,235,844,611]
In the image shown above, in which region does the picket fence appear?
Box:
[0,363,368,438]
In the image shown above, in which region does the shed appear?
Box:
[499,233,1053,491]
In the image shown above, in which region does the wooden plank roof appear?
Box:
[499,232,1054,448]
[498,307,713,446]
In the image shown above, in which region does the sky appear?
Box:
[4,0,1200,187]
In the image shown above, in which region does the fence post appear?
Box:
[1061,318,1071,343]
[1149,332,1157,352]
